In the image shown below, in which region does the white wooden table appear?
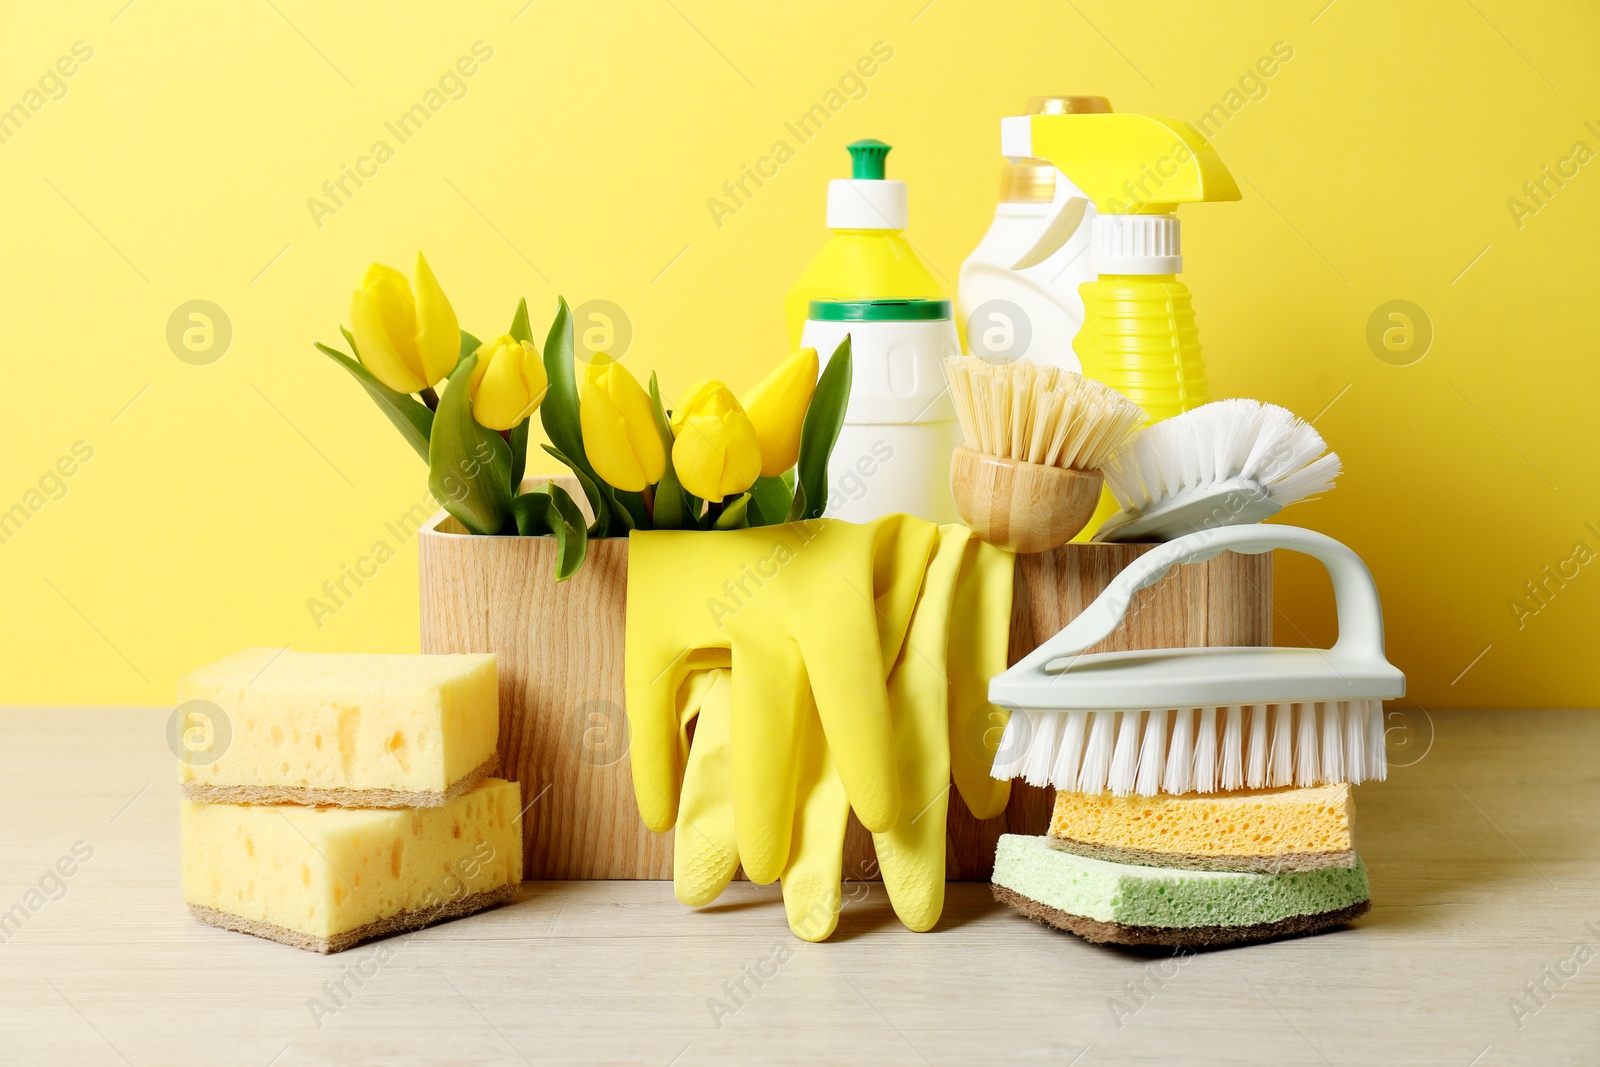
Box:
[1,707,1596,1065]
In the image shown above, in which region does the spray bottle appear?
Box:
[784,139,943,350]
[957,95,1111,370]
[1002,111,1240,531]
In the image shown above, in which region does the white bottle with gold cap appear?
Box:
[956,95,1111,371]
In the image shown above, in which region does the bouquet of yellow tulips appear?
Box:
[317,254,852,580]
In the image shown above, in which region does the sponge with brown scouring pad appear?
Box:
[992,834,1369,948]
[181,778,523,953]
[176,648,499,808]
[1048,783,1357,874]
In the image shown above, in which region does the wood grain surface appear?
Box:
[948,445,1105,552]
[1,706,1594,1066]
[420,505,1271,880]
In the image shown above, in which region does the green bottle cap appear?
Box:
[846,139,891,180]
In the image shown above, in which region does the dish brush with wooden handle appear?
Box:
[946,356,1144,553]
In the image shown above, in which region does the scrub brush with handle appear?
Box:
[946,355,1145,553]
[988,524,1404,796]
[1093,399,1341,543]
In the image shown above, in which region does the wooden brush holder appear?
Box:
[419,486,1272,880]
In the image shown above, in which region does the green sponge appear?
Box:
[991,834,1370,947]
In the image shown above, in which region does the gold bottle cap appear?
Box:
[1001,95,1113,203]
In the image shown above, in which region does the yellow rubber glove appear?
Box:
[777,526,1013,939]
[946,534,1015,822]
[625,516,938,884]
[670,667,738,905]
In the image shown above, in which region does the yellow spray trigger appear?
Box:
[1007,112,1239,269]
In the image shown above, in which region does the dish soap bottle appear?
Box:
[956,95,1111,370]
[784,139,943,350]
[1000,111,1240,531]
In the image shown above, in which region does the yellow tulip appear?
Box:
[741,348,818,477]
[468,334,548,431]
[670,381,762,503]
[579,357,665,491]
[349,252,459,393]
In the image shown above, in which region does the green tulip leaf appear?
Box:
[539,298,635,535]
[611,491,646,532]
[539,299,590,483]
[316,340,433,463]
[512,485,588,580]
[542,444,610,537]
[511,489,551,535]
[645,372,692,530]
[544,483,589,579]
[508,298,534,345]
[428,351,515,535]
[784,478,808,523]
[713,493,752,530]
[508,417,530,492]
[513,484,588,580]
[747,475,793,528]
[795,334,851,522]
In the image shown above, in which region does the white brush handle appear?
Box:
[1012,525,1387,672]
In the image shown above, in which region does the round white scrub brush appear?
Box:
[1093,398,1341,543]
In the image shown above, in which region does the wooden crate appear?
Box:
[420,511,1272,880]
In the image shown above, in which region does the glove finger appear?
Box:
[798,517,936,833]
[674,668,741,906]
[875,525,967,932]
[947,535,1015,821]
[782,706,850,943]
[625,530,735,833]
[730,635,806,884]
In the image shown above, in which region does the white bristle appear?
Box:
[1366,701,1388,782]
[1078,711,1116,793]
[1191,707,1219,793]
[1101,398,1340,514]
[1107,712,1144,797]
[989,710,1032,780]
[1344,702,1367,782]
[1295,703,1320,786]
[996,699,1390,796]
[1220,706,1245,790]
[1163,709,1195,795]
[1267,703,1294,787]
[1320,701,1345,783]
[1135,709,1168,796]
[1019,709,1060,788]
[1050,711,1089,789]
[944,356,1145,472]
[1245,705,1268,788]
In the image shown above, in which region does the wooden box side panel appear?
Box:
[420,519,672,879]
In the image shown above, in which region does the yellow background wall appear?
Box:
[2,0,1595,708]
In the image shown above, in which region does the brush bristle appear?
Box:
[945,355,1145,471]
[1102,398,1341,510]
[991,700,1391,795]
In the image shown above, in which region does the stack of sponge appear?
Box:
[176,649,523,954]
[993,783,1370,947]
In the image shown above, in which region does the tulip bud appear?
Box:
[579,356,665,492]
[741,348,818,477]
[468,334,548,431]
[349,253,460,393]
[670,381,762,504]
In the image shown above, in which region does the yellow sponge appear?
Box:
[181,778,523,953]
[1048,784,1356,873]
[176,648,499,807]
